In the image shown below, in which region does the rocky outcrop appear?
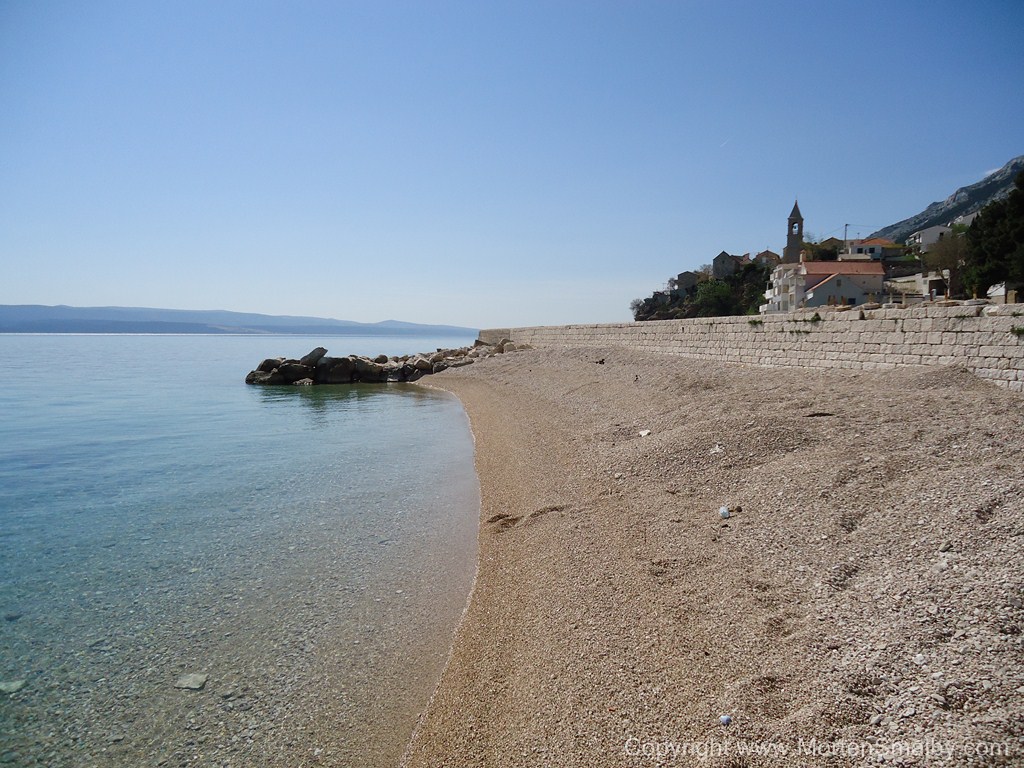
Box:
[244,339,530,386]
[869,155,1024,243]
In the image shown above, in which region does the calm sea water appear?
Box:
[0,334,480,767]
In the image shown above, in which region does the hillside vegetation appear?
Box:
[630,262,770,321]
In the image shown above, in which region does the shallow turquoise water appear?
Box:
[0,334,480,767]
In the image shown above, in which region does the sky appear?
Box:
[1,0,1022,329]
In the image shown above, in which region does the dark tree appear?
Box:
[964,170,1024,296]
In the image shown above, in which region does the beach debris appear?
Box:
[709,443,724,455]
[594,358,605,365]
[719,506,730,519]
[174,673,209,691]
[0,680,26,694]
[719,714,732,726]
[639,430,651,437]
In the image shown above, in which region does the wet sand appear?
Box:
[408,345,1024,767]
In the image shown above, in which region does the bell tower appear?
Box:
[782,200,803,263]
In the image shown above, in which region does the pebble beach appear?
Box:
[408,344,1024,767]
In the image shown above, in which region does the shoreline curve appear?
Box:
[401,345,1023,767]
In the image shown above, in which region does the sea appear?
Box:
[0,333,481,768]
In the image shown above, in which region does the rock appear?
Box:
[245,369,285,385]
[353,358,385,382]
[299,347,328,367]
[411,356,433,371]
[381,361,403,381]
[869,713,884,725]
[719,506,730,519]
[277,362,313,383]
[373,354,389,364]
[2,613,22,622]
[292,378,315,386]
[317,357,356,384]
[256,357,284,373]
[0,680,26,694]
[639,430,651,437]
[174,673,209,690]
[719,714,732,726]
[913,653,927,666]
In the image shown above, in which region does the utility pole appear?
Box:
[844,223,849,256]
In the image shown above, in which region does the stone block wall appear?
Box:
[479,304,1024,393]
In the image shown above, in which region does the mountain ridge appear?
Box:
[869,155,1024,243]
[0,305,476,335]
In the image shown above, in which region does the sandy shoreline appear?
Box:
[406,345,1023,767]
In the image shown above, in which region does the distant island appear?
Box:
[0,305,476,336]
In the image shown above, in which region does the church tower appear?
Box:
[782,200,804,263]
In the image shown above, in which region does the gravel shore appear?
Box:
[408,346,1024,767]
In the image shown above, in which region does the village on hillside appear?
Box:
[632,180,1022,321]
[756,201,1004,314]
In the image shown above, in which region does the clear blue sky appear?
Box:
[2,0,1021,328]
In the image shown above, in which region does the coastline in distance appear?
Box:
[0,304,476,336]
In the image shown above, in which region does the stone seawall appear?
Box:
[480,304,1024,392]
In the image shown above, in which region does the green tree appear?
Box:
[691,279,733,316]
[964,170,1024,296]
[629,260,770,321]
[922,233,968,298]
[802,239,839,261]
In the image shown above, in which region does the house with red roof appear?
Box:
[760,203,889,313]
[761,259,885,313]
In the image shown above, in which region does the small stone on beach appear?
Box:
[0,680,26,694]
[174,673,209,690]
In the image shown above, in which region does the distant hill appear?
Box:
[869,155,1024,243]
[0,305,476,336]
